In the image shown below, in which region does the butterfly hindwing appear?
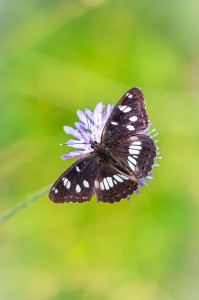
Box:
[49,154,97,203]
[108,134,156,179]
[101,87,149,145]
[94,161,138,203]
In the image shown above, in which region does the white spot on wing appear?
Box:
[103,178,109,190]
[128,156,137,165]
[119,105,127,111]
[123,106,131,113]
[119,174,129,180]
[128,94,133,98]
[127,125,135,131]
[132,141,141,146]
[114,175,123,182]
[83,180,89,188]
[63,177,68,186]
[107,177,114,187]
[55,189,58,193]
[129,149,140,155]
[111,121,118,125]
[129,116,138,122]
[76,184,81,193]
[66,180,71,189]
[76,166,80,172]
[130,145,142,150]
[100,181,105,190]
[128,161,135,171]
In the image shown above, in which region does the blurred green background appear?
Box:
[1,0,199,299]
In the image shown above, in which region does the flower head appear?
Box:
[61,102,114,160]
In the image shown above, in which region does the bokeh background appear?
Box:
[1,0,199,299]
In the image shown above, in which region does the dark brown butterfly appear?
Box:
[49,88,156,203]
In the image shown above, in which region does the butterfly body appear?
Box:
[49,87,157,204]
[91,140,137,178]
[91,141,111,160]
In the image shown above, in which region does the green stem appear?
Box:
[0,185,52,225]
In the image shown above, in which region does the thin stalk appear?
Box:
[0,185,51,225]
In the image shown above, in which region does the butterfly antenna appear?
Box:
[60,142,88,148]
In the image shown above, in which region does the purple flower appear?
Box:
[61,102,160,201]
[61,102,114,160]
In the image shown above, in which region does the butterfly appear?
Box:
[49,87,156,203]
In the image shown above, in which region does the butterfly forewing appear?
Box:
[94,161,138,203]
[101,88,149,146]
[49,154,97,203]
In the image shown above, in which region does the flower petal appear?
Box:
[135,188,140,194]
[106,104,114,117]
[74,122,90,142]
[61,151,84,160]
[126,195,131,201]
[84,108,93,120]
[93,102,103,125]
[66,139,88,150]
[138,179,144,187]
[63,126,82,139]
[76,110,87,125]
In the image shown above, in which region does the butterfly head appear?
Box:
[90,140,97,149]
